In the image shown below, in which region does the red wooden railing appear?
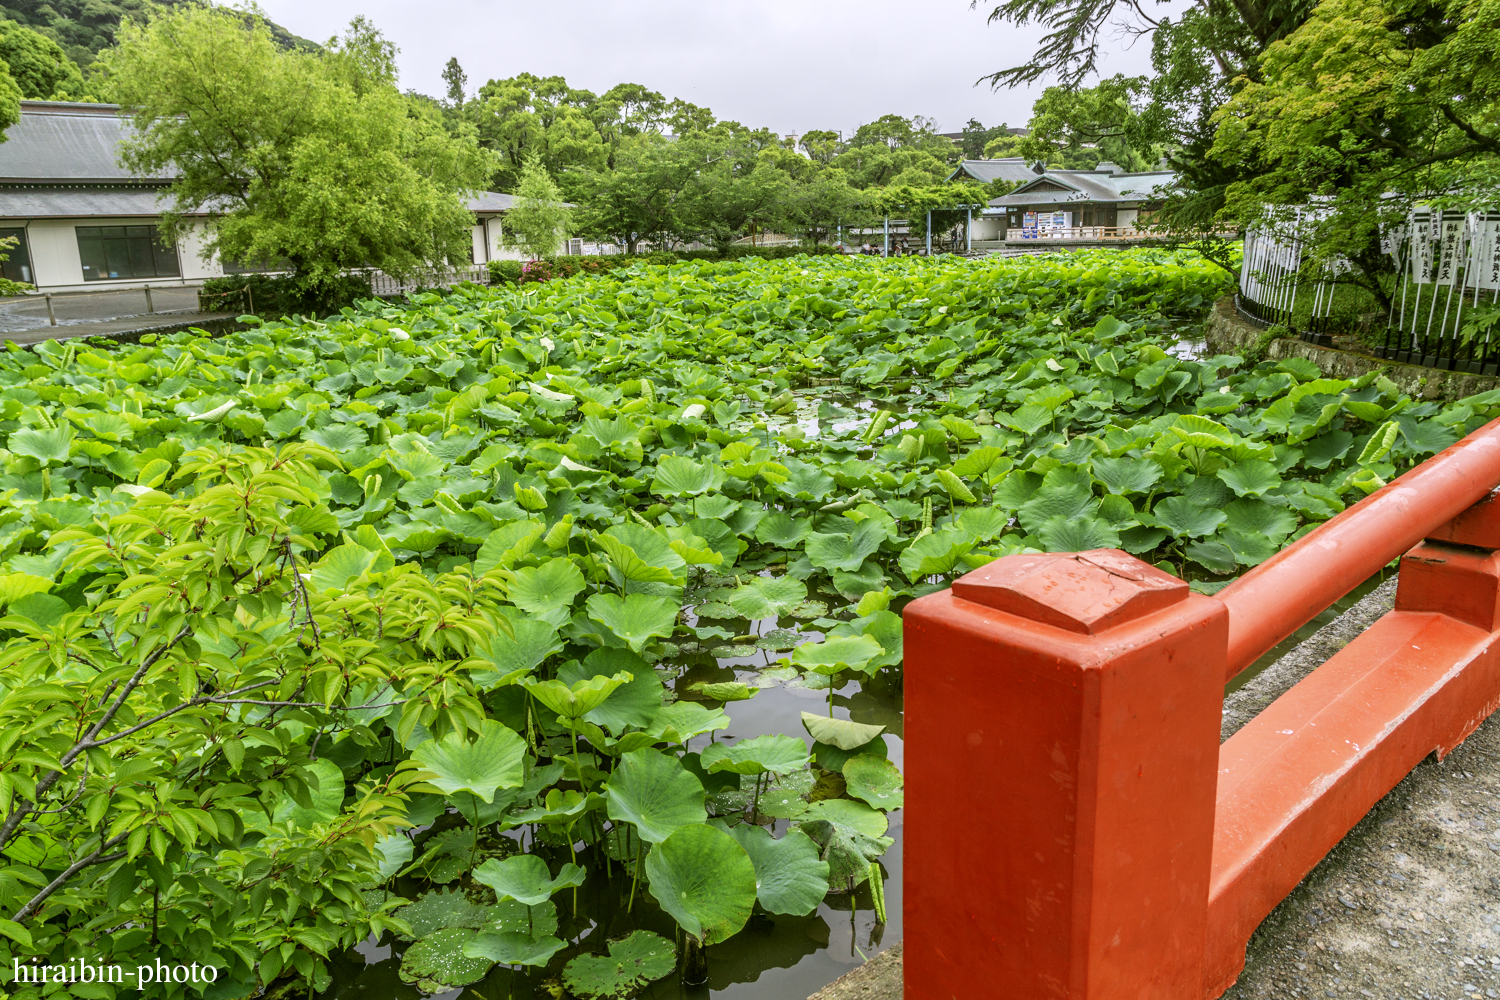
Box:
[903,416,1500,999]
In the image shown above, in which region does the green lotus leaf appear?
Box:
[1150,496,1227,538]
[472,854,586,906]
[1223,530,1280,566]
[1185,538,1237,575]
[791,634,882,677]
[602,522,685,571]
[559,648,664,734]
[463,930,566,968]
[800,712,886,750]
[1216,459,1281,498]
[645,823,758,945]
[1222,498,1298,541]
[0,573,54,608]
[805,522,883,573]
[585,592,679,652]
[309,543,378,594]
[471,617,563,688]
[399,927,493,990]
[605,747,706,843]
[1091,455,1162,495]
[1301,429,1354,469]
[645,702,731,744]
[474,520,545,573]
[524,670,632,721]
[755,512,813,547]
[509,789,604,828]
[701,734,810,776]
[8,427,74,465]
[651,454,727,496]
[507,557,586,614]
[689,680,758,702]
[273,757,345,828]
[1037,515,1120,552]
[956,506,1009,540]
[1017,484,1097,534]
[801,797,888,838]
[723,575,808,619]
[562,930,676,999]
[898,526,975,579]
[842,755,904,811]
[714,821,830,917]
[1170,414,1233,448]
[407,720,527,803]
[394,887,495,940]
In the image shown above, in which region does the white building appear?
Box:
[0,100,520,292]
[948,158,1175,241]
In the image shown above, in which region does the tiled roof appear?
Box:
[947,158,1041,184]
[989,169,1175,207]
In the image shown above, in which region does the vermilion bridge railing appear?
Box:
[903,416,1500,999]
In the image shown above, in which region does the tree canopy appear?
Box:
[98,7,494,290]
[0,0,314,68]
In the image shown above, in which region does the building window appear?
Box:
[76,225,181,281]
[0,228,32,283]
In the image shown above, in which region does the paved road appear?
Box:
[0,285,205,332]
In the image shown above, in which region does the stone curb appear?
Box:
[1203,296,1500,402]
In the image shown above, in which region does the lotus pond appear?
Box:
[3,248,1500,1000]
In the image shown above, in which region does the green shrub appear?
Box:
[200,272,373,319]
[487,259,524,285]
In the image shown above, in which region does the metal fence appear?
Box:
[366,265,491,297]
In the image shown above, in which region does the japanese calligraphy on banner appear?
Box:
[1411,213,1435,283]
[1435,216,1465,286]
[1473,218,1500,291]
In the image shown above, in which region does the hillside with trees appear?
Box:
[0,0,313,68]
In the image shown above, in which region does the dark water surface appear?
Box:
[318,664,903,1000]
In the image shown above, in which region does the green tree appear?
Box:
[977,0,1317,226]
[1209,0,1500,307]
[469,72,609,190]
[0,20,87,99]
[570,135,696,252]
[0,0,317,68]
[442,55,467,105]
[1019,76,1162,170]
[505,154,573,258]
[98,7,494,295]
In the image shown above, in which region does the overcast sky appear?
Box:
[252,0,1164,139]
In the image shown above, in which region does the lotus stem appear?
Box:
[628,833,643,913]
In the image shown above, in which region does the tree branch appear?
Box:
[0,625,192,853]
[12,833,129,923]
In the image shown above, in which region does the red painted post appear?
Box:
[1204,523,1500,993]
[903,549,1227,999]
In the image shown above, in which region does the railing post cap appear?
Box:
[951,548,1190,635]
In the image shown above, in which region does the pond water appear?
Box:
[317,645,904,1000]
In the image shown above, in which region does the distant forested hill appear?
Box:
[0,0,315,69]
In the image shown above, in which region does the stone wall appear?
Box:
[1203,295,1499,402]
